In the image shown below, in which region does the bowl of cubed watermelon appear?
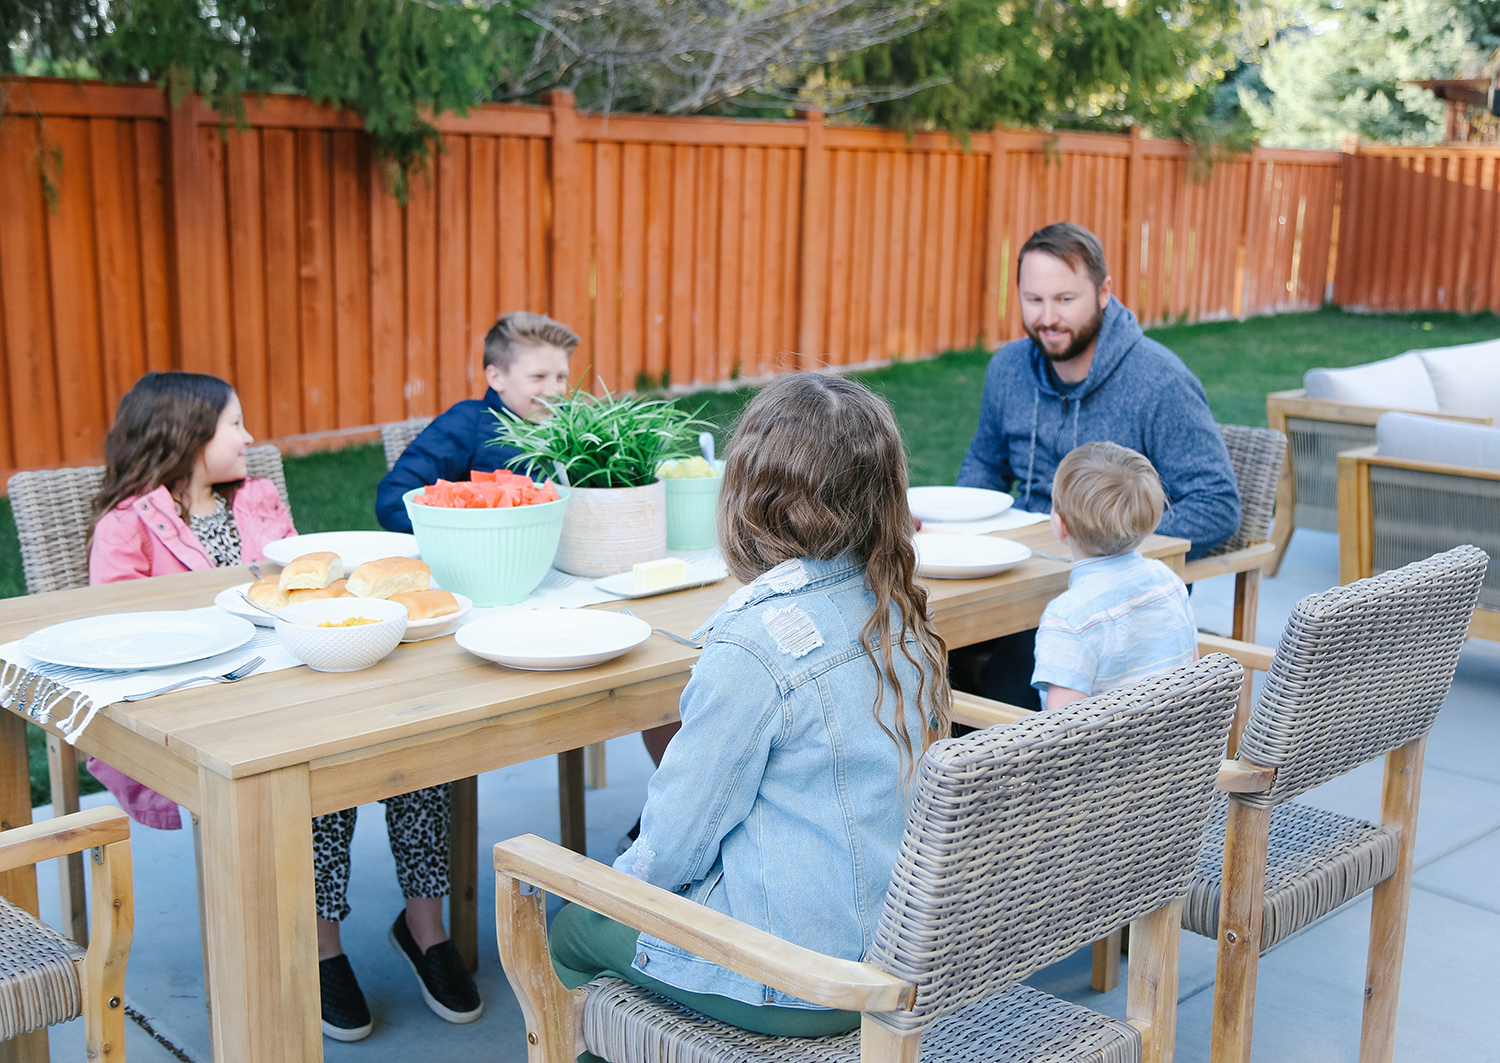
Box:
[402,471,569,606]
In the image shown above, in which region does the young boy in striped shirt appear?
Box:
[1032,441,1198,711]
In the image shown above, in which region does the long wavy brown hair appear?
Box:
[90,372,239,537]
[717,373,950,773]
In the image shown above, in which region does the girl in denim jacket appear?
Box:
[551,373,952,1038]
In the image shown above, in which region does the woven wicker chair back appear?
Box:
[1204,424,1286,557]
[866,654,1243,1032]
[7,445,290,595]
[1237,544,1488,809]
[381,417,434,471]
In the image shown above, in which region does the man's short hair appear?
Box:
[1052,441,1165,557]
[1018,223,1108,289]
[483,312,580,371]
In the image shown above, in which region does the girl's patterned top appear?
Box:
[189,494,242,568]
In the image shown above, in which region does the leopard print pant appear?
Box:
[312,782,450,922]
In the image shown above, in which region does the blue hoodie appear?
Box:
[375,388,528,533]
[957,297,1239,560]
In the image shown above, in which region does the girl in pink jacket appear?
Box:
[87,372,295,829]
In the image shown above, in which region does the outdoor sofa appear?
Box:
[1338,411,1500,640]
[1266,337,1500,574]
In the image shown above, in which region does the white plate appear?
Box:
[907,486,1014,523]
[594,560,729,599]
[914,535,1033,579]
[400,593,474,642]
[22,611,257,670]
[261,531,421,572]
[216,583,276,627]
[455,609,651,670]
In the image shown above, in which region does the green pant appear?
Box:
[549,902,860,1061]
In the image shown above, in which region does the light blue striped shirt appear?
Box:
[1031,551,1196,697]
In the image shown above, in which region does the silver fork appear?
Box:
[123,656,266,702]
[615,609,703,649]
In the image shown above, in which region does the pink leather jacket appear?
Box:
[86,478,296,828]
[89,479,295,583]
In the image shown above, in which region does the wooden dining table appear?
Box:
[0,522,1188,1063]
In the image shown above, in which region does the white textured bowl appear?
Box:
[274,598,408,672]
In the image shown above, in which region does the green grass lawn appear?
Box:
[11,306,1499,805]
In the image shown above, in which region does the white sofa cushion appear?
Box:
[1377,411,1500,472]
[1304,352,1439,410]
[1417,338,1500,424]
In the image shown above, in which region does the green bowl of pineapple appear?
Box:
[658,457,724,550]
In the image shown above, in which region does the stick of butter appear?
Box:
[633,558,687,590]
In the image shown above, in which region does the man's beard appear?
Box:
[1026,302,1106,364]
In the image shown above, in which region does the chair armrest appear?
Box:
[950,691,1035,729]
[0,807,130,873]
[1198,634,1274,673]
[1216,758,1277,793]
[1182,542,1278,583]
[494,834,916,1013]
[1344,448,1500,482]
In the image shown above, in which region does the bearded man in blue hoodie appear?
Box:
[955,221,1240,708]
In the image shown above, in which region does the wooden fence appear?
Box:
[1333,144,1500,313]
[0,76,1345,484]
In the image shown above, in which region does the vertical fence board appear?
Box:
[368,154,405,425]
[715,146,743,383]
[436,137,470,410]
[467,136,498,396]
[89,119,145,413]
[618,143,647,391]
[668,145,696,387]
[46,118,107,462]
[404,170,439,418]
[260,128,303,435]
[297,129,336,432]
[590,141,621,392]
[132,120,173,375]
[331,131,371,428]
[224,130,270,439]
[0,115,62,468]
[739,148,766,374]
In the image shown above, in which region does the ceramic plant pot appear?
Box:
[552,479,667,577]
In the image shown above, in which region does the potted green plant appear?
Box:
[494,391,710,577]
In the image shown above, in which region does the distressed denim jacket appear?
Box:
[613,554,934,1009]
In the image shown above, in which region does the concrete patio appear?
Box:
[28,527,1499,1062]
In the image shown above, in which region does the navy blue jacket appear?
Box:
[376,389,528,533]
[957,298,1240,560]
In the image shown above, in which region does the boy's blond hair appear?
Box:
[1052,442,1166,556]
[483,312,580,371]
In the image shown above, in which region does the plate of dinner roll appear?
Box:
[216,554,470,639]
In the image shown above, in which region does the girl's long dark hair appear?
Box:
[91,372,238,534]
[716,373,950,774]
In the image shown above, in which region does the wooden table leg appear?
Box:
[584,741,607,789]
[557,749,587,855]
[1232,570,1261,644]
[449,775,479,972]
[198,763,322,1063]
[47,730,88,945]
[0,711,49,1062]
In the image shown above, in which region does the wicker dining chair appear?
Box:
[495,654,1243,1063]
[1184,544,1487,1063]
[0,807,133,1060]
[380,417,435,471]
[1181,424,1287,644]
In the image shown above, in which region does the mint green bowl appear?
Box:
[659,460,724,551]
[402,487,569,606]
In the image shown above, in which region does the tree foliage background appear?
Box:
[10,0,1491,173]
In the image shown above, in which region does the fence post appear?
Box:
[165,86,209,368]
[982,124,1011,347]
[1121,126,1145,316]
[546,89,585,373]
[795,109,829,368]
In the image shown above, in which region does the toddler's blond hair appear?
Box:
[1052,442,1166,557]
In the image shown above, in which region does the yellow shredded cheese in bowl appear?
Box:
[316,617,379,627]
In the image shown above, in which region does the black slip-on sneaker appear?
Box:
[320,953,374,1042]
[389,911,483,1024]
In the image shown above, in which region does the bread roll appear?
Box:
[279,551,344,591]
[247,576,290,612]
[347,557,430,599]
[389,589,459,621]
[287,579,350,604]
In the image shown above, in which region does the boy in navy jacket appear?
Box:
[376,312,579,532]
